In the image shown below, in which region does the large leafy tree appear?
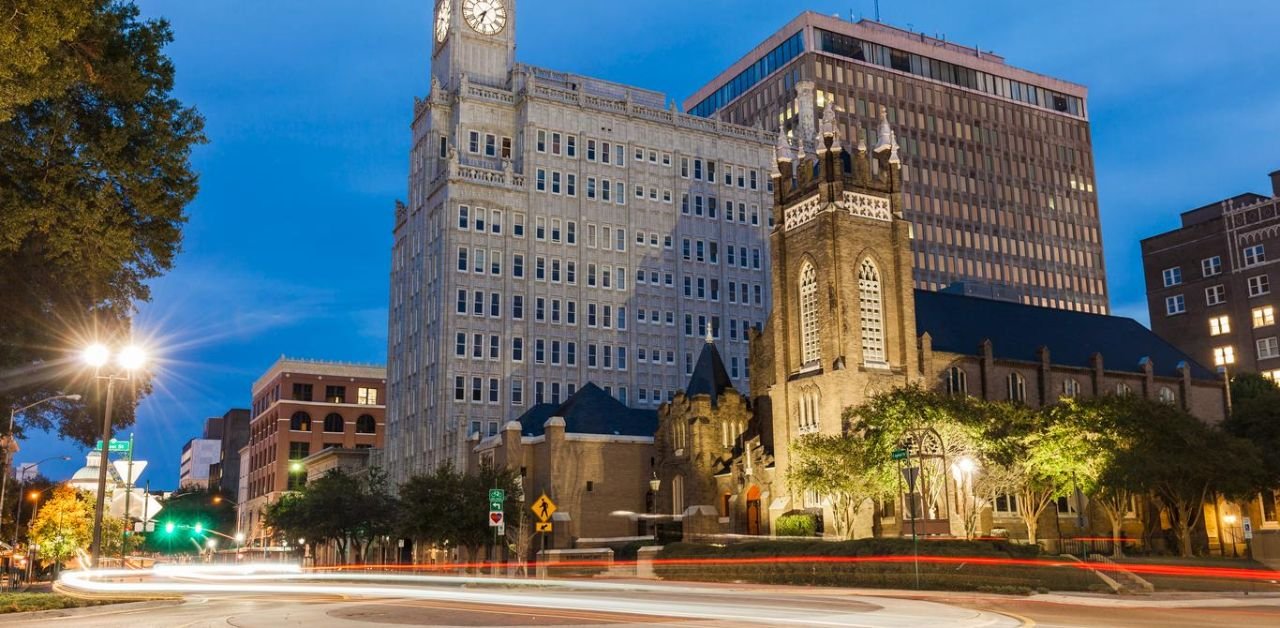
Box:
[397,464,523,563]
[0,0,205,444]
[1223,373,1280,486]
[263,468,397,564]
[28,484,92,568]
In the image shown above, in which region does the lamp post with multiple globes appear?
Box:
[81,343,147,568]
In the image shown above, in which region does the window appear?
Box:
[1244,244,1266,267]
[289,411,311,431]
[468,130,480,153]
[357,387,379,405]
[511,379,524,405]
[797,387,820,433]
[325,385,346,403]
[291,383,313,401]
[1259,337,1280,360]
[1202,256,1222,277]
[1206,284,1226,306]
[355,415,376,434]
[1209,315,1231,336]
[1254,306,1276,328]
[799,262,820,368]
[1162,267,1182,287]
[1062,378,1080,398]
[1265,370,1280,383]
[1007,372,1027,403]
[994,494,1018,516]
[1249,275,1271,297]
[484,133,496,157]
[859,260,886,365]
[1213,345,1236,366]
[512,337,523,361]
[323,413,344,433]
[1115,383,1132,396]
[513,213,525,237]
[1165,295,1186,315]
[458,205,469,229]
[1158,387,1176,404]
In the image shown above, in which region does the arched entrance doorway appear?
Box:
[745,485,762,535]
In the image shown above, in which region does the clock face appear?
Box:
[434,0,451,43]
[462,0,507,36]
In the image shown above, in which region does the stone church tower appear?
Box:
[746,102,916,533]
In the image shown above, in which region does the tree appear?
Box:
[0,0,95,120]
[1223,373,1280,487]
[0,0,205,445]
[397,464,523,565]
[28,485,91,568]
[263,467,397,565]
[788,433,885,539]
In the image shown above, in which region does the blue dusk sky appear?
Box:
[15,0,1280,487]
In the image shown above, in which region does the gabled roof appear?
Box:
[515,382,657,437]
[914,290,1217,380]
[686,339,737,406]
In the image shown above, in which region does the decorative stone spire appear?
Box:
[874,105,894,153]
[888,130,901,165]
[817,102,842,153]
[775,130,794,163]
[856,126,867,153]
[705,325,715,344]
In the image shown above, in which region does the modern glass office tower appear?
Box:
[386,0,776,481]
[686,12,1109,313]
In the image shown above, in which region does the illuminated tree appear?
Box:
[28,485,91,568]
[788,432,885,539]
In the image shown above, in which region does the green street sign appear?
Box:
[891,449,908,461]
[489,500,504,512]
[488,488,505,502]
[95,439,131,454]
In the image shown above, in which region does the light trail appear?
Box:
[57,564,1016,627]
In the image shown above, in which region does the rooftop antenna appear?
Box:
[874,0,881,22]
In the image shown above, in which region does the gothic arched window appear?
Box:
[799,262,820,367]
[1007,372,1027,403]
[1158,386,1176,405]
[323,413,345,433]
[946,367,968,396]
[290,412,311,431]
[798,386,821,434]
[859,259,886,365]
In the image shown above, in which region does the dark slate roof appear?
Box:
[914,290,1217,380]
[515,382,657,438]
[686,340,737,406]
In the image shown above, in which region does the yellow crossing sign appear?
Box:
[531,493,557,522]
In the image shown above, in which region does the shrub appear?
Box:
[775,511,819,537]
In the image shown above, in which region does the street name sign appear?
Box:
[95,439,131,454]
[891,449,908,461]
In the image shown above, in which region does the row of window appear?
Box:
[1160,246,1265,289]
[453,290,630,329]
[456,206,633,252]
[1165,275,1271,315]
[532,127,767,191]
[452,377,646,407]
[944,367,1174,404]
[287,411,377,434]
[679,238,763,270]
[1207,306,1275,337]
[680,194,764,225]
[287,383,379,405]
[1212,337,1280,366]
[456,249,632,291]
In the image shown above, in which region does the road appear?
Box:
[7,565,1279,627]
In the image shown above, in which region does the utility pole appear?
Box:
[120,433,135,564]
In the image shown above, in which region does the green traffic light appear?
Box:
[194,522,204,534]
[164,521,175,534]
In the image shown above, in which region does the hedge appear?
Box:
[653,538,1101,593]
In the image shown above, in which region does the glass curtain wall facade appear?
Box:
[686,13,1108,313]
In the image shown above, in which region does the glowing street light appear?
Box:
[234,532,245,543]
[82,342,149,569]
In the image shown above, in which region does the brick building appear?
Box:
[239,358,386,546]
[1142,170,1280,381]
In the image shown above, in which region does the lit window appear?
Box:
[859,260,886,365]
[1254,306,1276,328]
[357,387,379,405]
[946,366,967,396]
[1158,387,1176,404]
[1259,337,1280,360]
[1209,315,1231,336]
[1263,370,1280,383]
[799,262,820,368]
[1115,383,1132,397]
[1213,346,1236,366]
[1062,378,1080,398]
[1162,267,1182,287]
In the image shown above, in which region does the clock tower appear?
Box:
[432,0,517,89]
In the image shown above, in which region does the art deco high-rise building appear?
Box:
[685,12,1109,313]
[386,0,776,482]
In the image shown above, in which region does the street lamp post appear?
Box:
[82,343,147,568]
[2,395,81,538]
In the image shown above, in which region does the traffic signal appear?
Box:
[164,521,176,534]
[193,522,203,534]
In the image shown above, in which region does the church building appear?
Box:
[654,97,1227,540]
